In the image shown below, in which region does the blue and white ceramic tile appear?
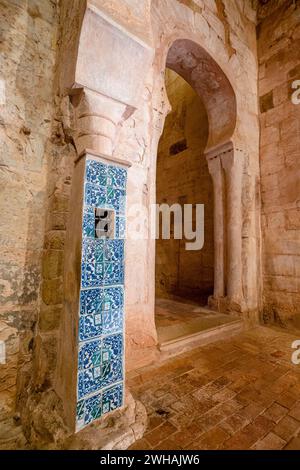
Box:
[102,383,123,414]
[85,183,106,207]
[83,210,95,238]
[86,160,107,186]
[107,165,127,189]
[104,286,124,311]
[76,157,126,431]
[80,288,103,316]
[104,240,124,262]
[84,393,102,425]
[104,262,124,286]
[79,313,102,341]
[115,217,126,239]
[102,309,123,335]
[101,334,123,388]
[107,188,126,215]
[78,339,101,371]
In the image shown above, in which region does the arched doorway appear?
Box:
[154,39,243,352]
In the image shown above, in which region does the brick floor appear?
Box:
[128,326,300,450]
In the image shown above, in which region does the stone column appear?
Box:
[206,155,225,302]
[56,85,133,433]
[221,147,245,308]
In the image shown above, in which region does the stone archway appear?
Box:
[153,37,244,319]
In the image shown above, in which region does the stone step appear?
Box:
[158,318,244,359]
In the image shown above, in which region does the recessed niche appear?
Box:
[95,208,115,239]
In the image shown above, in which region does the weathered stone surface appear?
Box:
[258,0,300,327]
[0,0,299,451]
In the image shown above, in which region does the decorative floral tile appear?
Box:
[101,334,123,388]
[104,240,124,262]
[107,165,127,189]
[102,309,123,335]
[84,392,102,425]
[83,210,95,238]
[86,160,107,186]
[103,286,124,311]
[107,187,126,215]
[82,239,104,264]
[104,262,124,285]
[115,217,126,239]
[85,183,106,207]
[78,339,101,371]
[102,383,123,414]
[80,288,103,316]
[76,399,85,430]
[79,368,102,398]
[77,158,126,428]
[81,261,104,288]
[79,314,102,341]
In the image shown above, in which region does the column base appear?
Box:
[208,295,246,316]
[21,388,147,450]
[64,390,147,450]
[208,296,260,326]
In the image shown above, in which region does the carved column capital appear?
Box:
[70,87,129,157]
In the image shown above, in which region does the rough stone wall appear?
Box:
[155,69,214,303]
[0,0,78,448]
[258,0,300,327]
[0,0,59,446]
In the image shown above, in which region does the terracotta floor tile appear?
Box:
[239,402,265,421]
[130,326,300,450]
[144,421,178,447]
[274,415,300,442]
[284,437,300,450]
[252,432,286,450]
[276,390,299,409]
[262,402,289,423]
[289,402,300,421]
[220,413,250,436]
[129,438,152,450]
[191,426,230,450]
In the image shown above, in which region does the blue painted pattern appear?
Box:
[76,157,126,431]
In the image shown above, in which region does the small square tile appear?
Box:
[82,261,104,288]
[104,240,124,262]
[80,288,103,316]
[102,383,123,415]
[76,399,85,430]
[83,211,95,238]
[82,239,104,264]
[104,286,124,310]
[107,187,126,214]
[79,315,102,341]
[101,334,123,388]
[85,159,107,186]
[115,217,126,239]
[81,369,102,397]
[104,262,124,285]
[78,339,101,370]
[84,393,102,424]
[102,309,123,335]
[85,183,106,207]
[107,165,127,189]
